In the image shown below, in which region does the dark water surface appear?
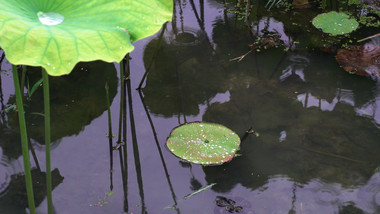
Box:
[1,1,380,213]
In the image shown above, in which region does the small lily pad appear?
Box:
[312,11,359,35]
[166,122,240,165]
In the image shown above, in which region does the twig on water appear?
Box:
[230,48,254,62]
[184,183,216,200]
[357,33,380,43]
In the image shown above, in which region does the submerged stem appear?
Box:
[42,69,53,214]
[12,65,36,214]
[105,82,114,191]
[137,23,167,89]
[105,82,113,138]
[118,57,125,143]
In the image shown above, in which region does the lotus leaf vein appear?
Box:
[0,0,173,76]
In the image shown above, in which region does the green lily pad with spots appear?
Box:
[312,11,359,36]
[166,122,241,165]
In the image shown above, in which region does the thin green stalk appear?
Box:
[118,58,125,143]
[42,69,53,214]
[20,65,26,98]
[12,65,36,214]
[105,82,114,191]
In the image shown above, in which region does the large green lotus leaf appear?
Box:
[0,0,173,76]
[166,122,240,165]
[312,11,358,36]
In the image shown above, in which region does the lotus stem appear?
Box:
[118,57,125,143]
[12,65,36,214]
[122,57,129,212]
[105,82,113,138]
[117,59,126,182]
[42,68,53,214]
[137,23,167,89]
[20,65,26,98]
[118,57,128,210]
[105,82,114,191]
[138,90,179,212]
[127,63,147,212]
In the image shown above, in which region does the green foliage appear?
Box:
[89,191,114,207]
[228,0,250,20]
[312,11,359,35]
[27,77,43,98]
[0,0,173,76]
[12,65,36,213]
[275,0,293,12]
[266,0,283,10]
[348,0,361,5]
[4,104,16,113]
[358,5,380,28]
[166,122,240,165]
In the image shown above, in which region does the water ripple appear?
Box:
[0,155,13,197]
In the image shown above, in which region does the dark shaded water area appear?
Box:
[1,0,380,213]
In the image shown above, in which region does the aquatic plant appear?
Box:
[0,0,172,213]
[0,0,173,76]
[266,0,283,10]
[166,122,241,165]
[312,11,359,35]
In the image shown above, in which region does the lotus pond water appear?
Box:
[1,0,380,214]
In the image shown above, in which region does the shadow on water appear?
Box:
[201,10,379,213]
[0,60,117,213]
[0,168,63,214]
[6,61,118,146]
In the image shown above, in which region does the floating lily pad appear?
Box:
[312,11,359,35]
[166,122,240,165]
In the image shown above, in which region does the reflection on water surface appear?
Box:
[0,0,380,213]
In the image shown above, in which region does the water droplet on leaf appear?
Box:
[37,11,64,26]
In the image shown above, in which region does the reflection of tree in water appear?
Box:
[6,61,118,146]
[200,53,380,214]
[196,13,380,212]
[202,49,380,186]
[142,27,229,118]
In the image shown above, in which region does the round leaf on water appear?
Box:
[166,122,240,165]
[312,11,358,36]
[0,0,173,76]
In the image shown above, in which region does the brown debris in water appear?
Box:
[336,44,380,79]
[292,0,311,9]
